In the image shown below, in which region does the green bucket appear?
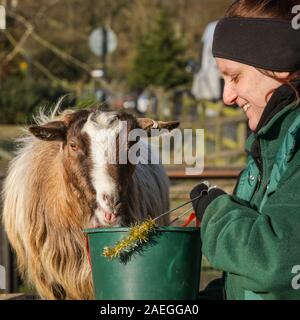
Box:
[84,226,202,300]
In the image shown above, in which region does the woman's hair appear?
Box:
[225,0,300,102]
[225,0,299,20]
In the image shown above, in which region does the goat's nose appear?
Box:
[102,193,110,202]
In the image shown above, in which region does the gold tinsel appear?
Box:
[103,218,156,260]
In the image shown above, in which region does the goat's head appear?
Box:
[29,108,179,227]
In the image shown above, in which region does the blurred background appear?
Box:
[0,0,247,299]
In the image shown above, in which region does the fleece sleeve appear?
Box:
[201,186,300,293]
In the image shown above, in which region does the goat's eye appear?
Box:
[108,117,117,126]
[70,143,78,151]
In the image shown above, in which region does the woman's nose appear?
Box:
[223,83,238,105]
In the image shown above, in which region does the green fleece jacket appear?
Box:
[201,101,300,300]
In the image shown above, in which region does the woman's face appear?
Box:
[216,58,289,131]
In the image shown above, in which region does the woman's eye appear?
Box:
[231,75,239,83]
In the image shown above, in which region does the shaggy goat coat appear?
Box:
[2,108,171,299]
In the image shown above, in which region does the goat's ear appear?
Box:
[29,121,67,141]
[137,118,180,135]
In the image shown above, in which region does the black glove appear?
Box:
[190,183,226,221]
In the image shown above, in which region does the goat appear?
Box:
[2,106,179,299]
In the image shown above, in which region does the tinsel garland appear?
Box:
[102,219,156,259]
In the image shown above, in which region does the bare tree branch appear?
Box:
[3,25,33,63]
[31,32,91,73]
[3,30,76,91]
[110,0,134,20]
[33,0,62,24]
[6,10,92,73]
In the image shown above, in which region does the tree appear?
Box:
[128,9,190,91]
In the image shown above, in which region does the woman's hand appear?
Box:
[190,182,226,221]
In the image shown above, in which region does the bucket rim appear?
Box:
[83,226,200,234]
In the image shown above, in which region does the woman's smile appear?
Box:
[216,58,289,131]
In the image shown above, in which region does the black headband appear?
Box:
[212,17,300,72]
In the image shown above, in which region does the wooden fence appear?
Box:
[0,175,19,294]
[144,91,248,167]
[0,126,22,294]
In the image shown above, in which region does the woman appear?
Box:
[191,0,300,300]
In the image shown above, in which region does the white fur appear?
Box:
[82,112,122,226]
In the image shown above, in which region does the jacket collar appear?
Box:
[254,80,300,134]
[244,102,297,153]
[244,79,300,154]
[256,102,297,136]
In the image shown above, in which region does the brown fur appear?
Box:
[2,107,170,299]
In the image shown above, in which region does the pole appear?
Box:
[101,27,107,80]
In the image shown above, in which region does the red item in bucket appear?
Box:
[181,212,201,227]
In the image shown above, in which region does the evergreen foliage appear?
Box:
[0,78,68,124]
[129,10,190,90]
